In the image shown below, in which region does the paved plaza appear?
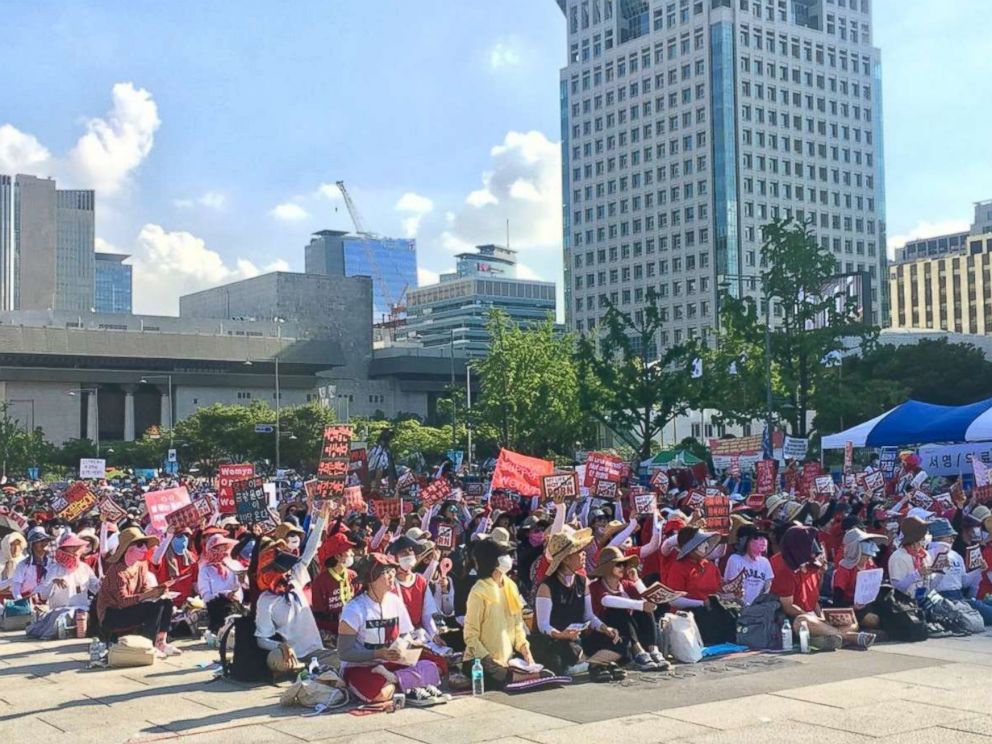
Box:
[3,631,992,743]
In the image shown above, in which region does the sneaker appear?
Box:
[588,664,612,683]
[648,649,667,665]
[157,643,183,657]
[856,632,877,650]
[563,662,589,676]
[405,687,444,707]
[633,652,658,671]
[424,685,447,701]
[608,663,627,681]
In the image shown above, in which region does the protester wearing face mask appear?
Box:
[887,515,935,598]
[312,532,358,644]
[0,531,27,599]
[833,528,887,630]
[386,535,448,675]
[150,526,198,606]
[196,534,244,632]
[11,527,51,600]
[515,515,549,595]
[37,533,97,611]
[927,518,992,625]
[96,527,180,656]
[463,536,536,688]
[723,525,774,606]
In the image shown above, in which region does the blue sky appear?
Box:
[1,1,990,315]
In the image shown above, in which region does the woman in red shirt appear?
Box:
[832,527,887,630]
[665,527,734,645]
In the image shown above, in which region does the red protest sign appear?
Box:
[754,460,777,495]
[165,497,213,532]
[99,496,128,523]
[650,470,670,494]
[584,452,625,488]
[490,492,518,512]
[436,524,455,550]
[371,498,403,520]
[974,485,992,504]
[685,489,706,512]
[343,486,366,514]
[729,455,741,478]
[317,459,349,480]
[541,473,579,503]
[490,449,554,497]
[305,478,345,505]
[56,482,97,522]
[349,447,369,484]
[218,464,254,514]
[798,462,822,501]
[323,425,353,445]
[420,479,452,508]
[745,492,766,510]
[145,486,192,533]
[702,493,731,534]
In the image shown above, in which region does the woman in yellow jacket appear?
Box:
[462,536,535,688]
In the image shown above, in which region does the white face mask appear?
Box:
[286,536,301,551]
[399,555,417,571]
[496,554,513,574]
[342,554,355,568]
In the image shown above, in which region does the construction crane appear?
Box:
[335,180,378,239]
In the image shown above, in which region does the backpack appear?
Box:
[874,585,928,642]
[735,593,780,650]
[921,590,984,635]
[219,613,273,684]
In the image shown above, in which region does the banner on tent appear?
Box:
[917,442,992,477]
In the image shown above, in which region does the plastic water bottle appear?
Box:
[471,658,485,696]
[798,620,811,654]
[781,618,792,651]
[308,656,320,676]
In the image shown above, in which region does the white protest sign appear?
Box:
[782,436,808,460]
[854,567,884,605]
[79,458,106,479]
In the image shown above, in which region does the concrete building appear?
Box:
[553,0,887,347]
[0,174,96,313]
[94,252,133,314]
[403,244,557,357]
[304,230,418,323]
[889,200,992,335]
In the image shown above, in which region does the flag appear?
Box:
[691,358,703,379]
[974,458,990,488]
[729,361,738,375]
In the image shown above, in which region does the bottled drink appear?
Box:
[781,618,792,651]
[798,620,811,654]
[308,656,320,676]
[471,658,485,696]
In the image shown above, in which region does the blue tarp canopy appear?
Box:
[821,398,992,449]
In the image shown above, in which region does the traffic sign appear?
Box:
[254,424,275,433]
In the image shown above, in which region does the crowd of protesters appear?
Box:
[2,444,992,711]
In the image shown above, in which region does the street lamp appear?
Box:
[66,387,100,456]
[139,374,174,447]
[273,318,285,473]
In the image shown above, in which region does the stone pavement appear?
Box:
[4,630,992,743]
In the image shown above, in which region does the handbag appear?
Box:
[661,611,704,664]
[1,598,35,631]
[874,585,928,642]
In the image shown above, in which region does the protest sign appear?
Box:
[79,458,106,480]
[349,446,369,485]
[864,469,885,493]
[910,470,929,489]
[709,435,763,457]
[822,608,857,628]
[909,490,934,510]
[729,455,741,478]
[720,569,745,599]
[491,449,554,497]
[594,479,619,500]
[798,463,822,501]
[918,442,992,478]
[934,492,955,511]
[966,545,985,572]
[974,485,992,504]
[754,460,777,494]
[343,485,366,514]
[843,441,854,474]
[685,489,705,512]
[98,496,128,523]
[640,582,687,605]
[490,492,518,512]
[304,478,345,507]
[583,452,625,488]
[218,464,254,513]
[396,471,418,492]
[974,458,990,488]
[633,491,656,516]
[813,475,835,501]
[233,478,274,530]
[2,509,29,533]
[541,473,579,503]
[420,479,452,508]
[145,486,192,533]
[702,492,731,534]
[854,567,884,605]
[782,436,808,461]
[55,482,98,522]
[165,497,213,532]
[371,498,403,520]
[650,469,670,494]
[745,492,766,510]
[879,446,900,479]
[316,458,349,480]
[436,525,454,550]
[465,482,485,501]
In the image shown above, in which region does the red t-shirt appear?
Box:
[769,554,820,613]
[665,558,722,600]
[153,553,198,606]
[395,573,427,628]
[589,578,642,616]
[311,567,356,634]
[831,560,875,605]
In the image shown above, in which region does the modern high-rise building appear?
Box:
[554,0,887,349]
[889,199,992,335]
[94,251,133,314]
[305,229,418,323]
[0,174,95,312]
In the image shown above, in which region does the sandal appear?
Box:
[589,664,612,683]
[608,663,627,681]
[856,632,876,650]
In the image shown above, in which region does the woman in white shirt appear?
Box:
[196,534,244,632]
[723,524,774,606]
[927,518,992,626]
[0,532,26,598]
[887,515,934,599]
[37,533,97,610]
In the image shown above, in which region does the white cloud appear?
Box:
[489,40,521,69]
[509,178,543,203]
[173,198,194,208]
[516,263,541,281]
[66,82,160,194]
[316,183,343,201]
[440,231,473,254]
[127,223,288,315]
[395,191,434,238]
[417,267,440,287]
[270,202,309,221]
[888,219,972,255]
[94,236,128,255]
[0,124,52,174]
[173,191,227,210]
[0,83,159,195]
[466,176,499,207]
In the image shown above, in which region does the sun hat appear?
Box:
[764,494,788,519]
[107,526,160,563]
[320,532,356,560]
[906,506,934,522]
[601,520,627,544]
[386,534,425,556]
[272,521,305,541]
[545,528,593,575]
[57,533,87,550]
[965,505,992,530]
[900,515,929,546]
[591,545,638,577]
[928,518,957,540]
[676,526,720,560]
[26,526,51,545]
[356,552,399,585]
[726,514,754,547]
[405,527,429,542]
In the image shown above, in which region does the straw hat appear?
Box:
[546,528,593,575]
[764,494,788,519]
[780,501,805,524]
[601,520,626,544]
[726,514,753,547]
[107,526,160,563]
[676,526,720,560]
[966,505,992,532]
[591,545,638,577]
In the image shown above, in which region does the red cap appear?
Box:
[318,531,357,565]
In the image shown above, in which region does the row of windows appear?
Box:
[575,248,711,271]
[738,25,873,74]
[741,80,871,122]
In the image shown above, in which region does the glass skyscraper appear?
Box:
[94,252,133,313]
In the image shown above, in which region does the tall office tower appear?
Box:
[555,0,886,352]
[0,174,96,311]
[94,251,133,313]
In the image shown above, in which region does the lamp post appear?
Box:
[139,374,174,447]
[66,387,100,456]
[273,318,285,473]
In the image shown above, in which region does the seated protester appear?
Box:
[150,526,198,607]
[723,524,774,606]
[531,529,625,682]
[887,515,935,600]
[589,547,668,671]
[927,518,992,625]
[37,533,97,610]
[75,528,101,572]
[771,525,874,650]
[832,528,887,630]
[254,547,333,675]
[196,534,244,633]
[311,532,357,645]
[463,536,536,688]
[516,514,550,596]
[0,531,27,599]
[665,527,737,645]
[649,511,688,585]
[338,553,446,707]
[386,535,449,675]
[11,527,52,601]
[96,527,181,657]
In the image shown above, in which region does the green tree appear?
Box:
[576,288,696,461]
[474,310,594,459]
[172,402,274,470]
[0,402,54,479]
[278,402,338,472]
